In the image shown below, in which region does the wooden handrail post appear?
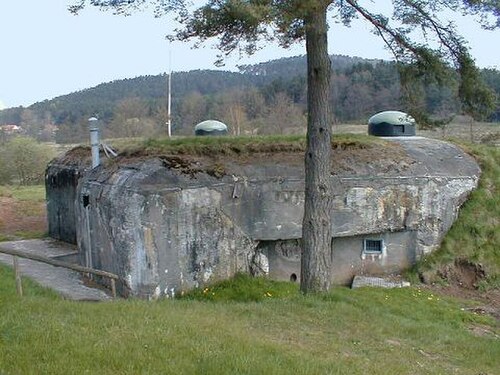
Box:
[110,278,116,298]
[13,256,23,297]
[0,246,119,279]
[1,245,120,299]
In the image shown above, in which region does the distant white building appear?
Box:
[0,124,22,134]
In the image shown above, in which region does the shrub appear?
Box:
[0,137,55,185]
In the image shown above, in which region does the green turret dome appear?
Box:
[194,120,228,136]
[368,111,416,137]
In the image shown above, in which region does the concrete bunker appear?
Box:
[46,137,480,298]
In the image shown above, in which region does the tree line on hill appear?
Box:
[0,54,499,144]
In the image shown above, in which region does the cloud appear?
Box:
[0,100,6,110]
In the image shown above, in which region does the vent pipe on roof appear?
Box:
[88,117,100,168]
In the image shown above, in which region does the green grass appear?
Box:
[12,230,47,240]
[0,234,11,242]
[179,273,298,302]
[0,267,498,374]
[116,134,384,158]
[0,185,45,202]
[0,232,46,243]
[409,143,500,289]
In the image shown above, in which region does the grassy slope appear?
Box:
[0,271,498,375]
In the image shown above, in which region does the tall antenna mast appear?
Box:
[166,49,172,138]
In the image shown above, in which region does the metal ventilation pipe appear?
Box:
[88,117,100,168]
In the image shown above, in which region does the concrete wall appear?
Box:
[259,231,416,285]
[75,165,255,298]
[46,164,85,244]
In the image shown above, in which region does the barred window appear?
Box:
[364,239,383,253]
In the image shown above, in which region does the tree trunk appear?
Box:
[301,4,333,293]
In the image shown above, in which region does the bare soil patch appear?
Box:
[437,259,487,290]
[419,258,500,321]
[0,196,46,241]
[424,282,500,322]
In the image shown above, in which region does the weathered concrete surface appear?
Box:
[351,276,411,289]
[0,239,111,301]
[46,147,90,244]
[46,137,480,298]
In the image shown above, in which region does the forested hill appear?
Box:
[1,54,499,143]
[2,54,364,126]
[237,54,379,77]
[15,70,266,123]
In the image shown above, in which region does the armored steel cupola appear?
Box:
[194,120,228,136]
[368,111,416,137]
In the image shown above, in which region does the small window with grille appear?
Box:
[363,239,384,254]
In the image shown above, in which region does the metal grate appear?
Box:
[364,239,383,253]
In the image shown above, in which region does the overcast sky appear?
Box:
[1,1,499,109]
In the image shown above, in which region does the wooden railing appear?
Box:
[0,246,119,298]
